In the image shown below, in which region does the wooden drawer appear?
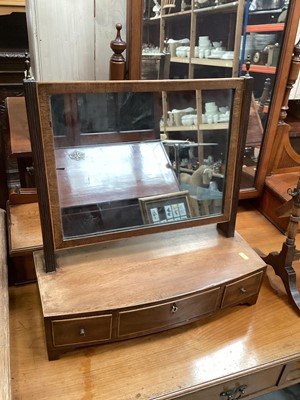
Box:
[221,271,264,308]
[51,314,112,346]
[175,365,283,399]
[279,359,300,386]
[118,287,221,338]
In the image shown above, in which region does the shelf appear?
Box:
[242,64,276,74]
[191,57,233,68]
[162,10,192,18]
[170,56,190,64]
[246,23,285,33]
[161,123,229,132]
[180,167,224,179]
[170,57,234,68]
[249,8,283,15]
[194,1,238,14]
[0,1,25,15]
[143,17,160,25]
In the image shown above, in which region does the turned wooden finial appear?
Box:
[245,55,251,77]
[109,23,126,80]
[279,39,300,124]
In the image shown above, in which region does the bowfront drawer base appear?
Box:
[118,287,221,338]
[34,226,266,360]
[44,269,265,360]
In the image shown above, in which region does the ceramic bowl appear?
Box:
[182,115,194,126]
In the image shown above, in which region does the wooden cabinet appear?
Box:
[26,0,126,81]
[141,0,245,79]
[127,0,300,199]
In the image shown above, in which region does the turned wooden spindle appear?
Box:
[109,23,126,80]
[258,78,271,119]
[279,39,300,123]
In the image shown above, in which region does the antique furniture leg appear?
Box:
[260,178,300,314]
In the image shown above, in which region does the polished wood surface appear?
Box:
[6,97,31,157]
[8,203,300,399]
[7,202,42,256]
[0,209,11,400]
[55,142,179,208]
[35,225,264,316]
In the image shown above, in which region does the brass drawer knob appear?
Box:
[240,287,247,294]
[220,384,247,399]
[79,328,85,336]
[171,303,178,313]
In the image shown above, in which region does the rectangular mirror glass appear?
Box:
[48,88,232,240]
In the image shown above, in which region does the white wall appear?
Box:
[26,0,126,81]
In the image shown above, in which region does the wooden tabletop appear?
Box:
[6,97,31,158]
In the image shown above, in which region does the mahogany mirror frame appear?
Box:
[23,77,252,272]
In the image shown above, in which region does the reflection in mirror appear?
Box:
[138,0,293,192]
[49,88,233,240]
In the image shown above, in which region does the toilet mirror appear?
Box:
[24,78,251,255]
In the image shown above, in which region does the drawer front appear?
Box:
[52,314,112,346]
[279,359,300,386]
[174,365,283,400]
[118,287,221,338]
[221,271,264,308]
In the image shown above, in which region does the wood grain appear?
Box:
[8,204,300,399]
[0,209,11,400]
[7,202,42,256]
[35,224,265,316]
[6,97,31,157]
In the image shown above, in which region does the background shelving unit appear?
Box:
[142,0,245,80]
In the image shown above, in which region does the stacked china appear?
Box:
[253,33,278,50]
[205,102,219,124]
[198,36,211,58]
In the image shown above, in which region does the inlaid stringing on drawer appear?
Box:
[221,270,264,308]
[118,287,221,338]
[52,314,113,346]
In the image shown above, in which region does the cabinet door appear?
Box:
[26,0,95,80]
[239,0,300,195]
[26,0,126,81]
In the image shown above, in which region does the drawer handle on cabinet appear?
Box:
[171,304,178,313]
[79,328,85,336]
[240,287,247,294]
[220,384,247,399]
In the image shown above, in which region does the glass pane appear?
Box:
[49,88,233,241]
